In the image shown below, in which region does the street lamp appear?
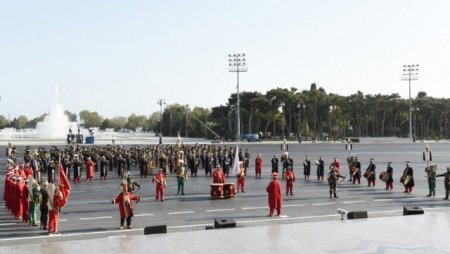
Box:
[280,102,285,140]
[228,53,247,141]
[297,103,306,142]
[329,105,336,141]
[157,99,166,144]
[402,64,419,142]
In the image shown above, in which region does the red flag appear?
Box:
[59,161,71,207]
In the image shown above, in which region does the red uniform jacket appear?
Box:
[284,171,296,182]
[212,169,225,183]
[152,173,166,187]
[113,192,139,219]
[86,160,95,179]
[255,158,263,172]
[266,179,282,209]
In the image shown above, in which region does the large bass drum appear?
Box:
[379,172,388,182]
[400,175,411,185]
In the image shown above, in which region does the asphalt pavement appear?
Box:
[1,142,450,246]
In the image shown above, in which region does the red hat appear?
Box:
[272,172,278,178]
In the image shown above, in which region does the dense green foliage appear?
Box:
[2,84,449,140]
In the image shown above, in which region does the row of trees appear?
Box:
[1,83,449,140]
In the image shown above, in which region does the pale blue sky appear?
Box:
[1,0,449,119]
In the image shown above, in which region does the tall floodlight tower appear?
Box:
[402,64,419,142]
[228,53,247,141]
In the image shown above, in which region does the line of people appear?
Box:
[3,165,64,234]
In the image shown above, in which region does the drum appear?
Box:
[350,167,358,176]
[400,175,411,185]
[210,183,224,199]
[223,183,236,198]
[379,172,388,182]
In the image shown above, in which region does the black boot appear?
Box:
[334,192,338,198]
[329,191,332,199]
[444,192,449,200]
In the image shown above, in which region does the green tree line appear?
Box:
[1,84,449,140]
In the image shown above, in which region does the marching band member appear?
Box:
[266,172,282,217]
[48,185,63,234]
[72,154,82,183]
[85,157,95,182]
[365,159,376,187]
[236,162,246,193]
[255,153,263,178]
[385,162,394,190]
[271,154,279,173]
[303,156,311,180]
[425,164,437,197]
[402,162,415,193]
[152,169,166,201]
[436,166,450,200]
[176,160,188,195]
[112,183,140,230]
[40,181,50,230]
[316,156,324,181]
[329,157,340,173]
[328,166,345,199]
[212,165,225,184]
[352,157,361,185]
[284,166,296,196]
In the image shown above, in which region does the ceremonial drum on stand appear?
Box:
[210,183,224,199]
[223,183,236,199]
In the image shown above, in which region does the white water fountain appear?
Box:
[35,86,77,139]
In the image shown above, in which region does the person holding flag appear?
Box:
[48,161,71,234]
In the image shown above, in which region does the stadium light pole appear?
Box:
[228,53,247,141]
[402,64,419,142]
[157,99,166,144]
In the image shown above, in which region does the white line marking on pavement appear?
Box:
[373,199,394,202]
[312,202,335,206]
[4,207,450,242]
[402,197,425,200]
[283,204,305,207]
[368,210,403,214]
[279,215,289,218]
[206,209,235,213]
[242,207,267,210]
[168,223,209,229]
[134,213,154,217]
[237,214,338,224]
[0,223,17,226]
[343,201,366,204]
[168,211,195,215]
[60,219,67,222]
[79,216,112,221]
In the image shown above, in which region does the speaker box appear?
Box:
[347,211,368,220]
[144,225,167,235]
[403,206,424,216]
[214,218,236,229]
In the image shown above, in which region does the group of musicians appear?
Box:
[5,143,450,231]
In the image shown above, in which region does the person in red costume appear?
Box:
[329,157,341,174]
[255,153,263,179]
[21,179,30,224]
[152,169,166,201]
[112,183,140,230]
[266,172,282,217]
[284,166,296,196]
[15,177,24,220]
[236,162,246,193]
[85,157,95,182]
[48,185,63,234]
[212,165,225,184]
[24,163,33,178]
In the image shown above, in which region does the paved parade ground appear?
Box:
[1,141,450,252]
